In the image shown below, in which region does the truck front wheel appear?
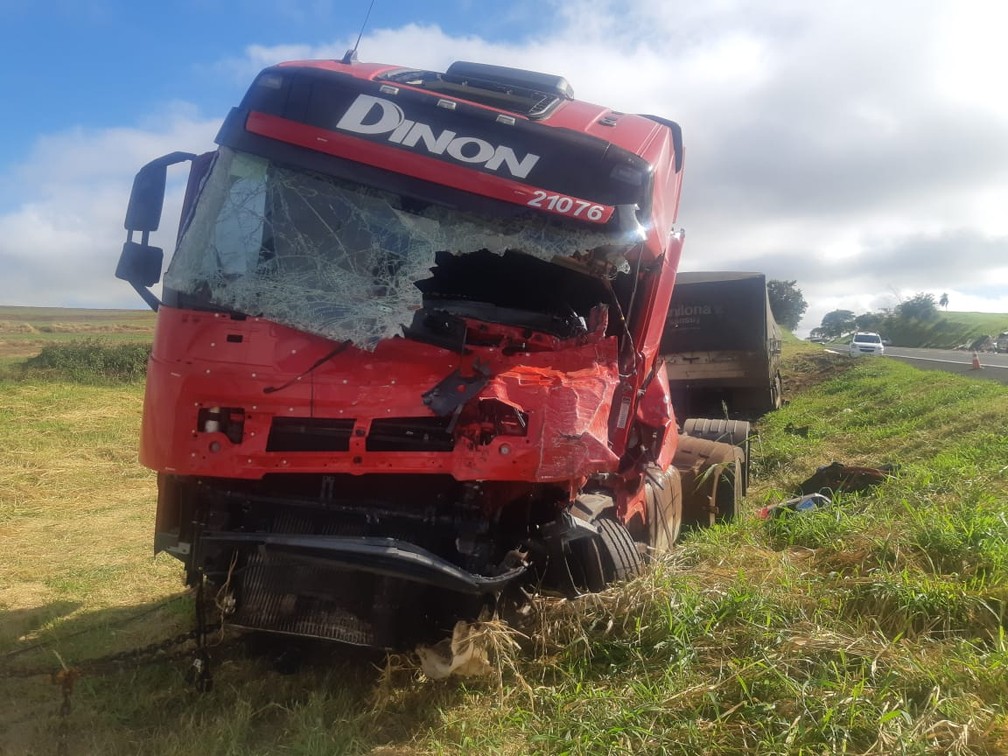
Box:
[595,517,643,583]
[563,506,643,594]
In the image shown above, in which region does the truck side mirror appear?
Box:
[118,151,198,311]
[124,164,168,233]
[123,151,198,233]
[115,241,164,287]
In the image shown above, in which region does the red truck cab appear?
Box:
[117,58,739,648]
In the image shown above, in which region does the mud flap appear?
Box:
[538,511,606,596]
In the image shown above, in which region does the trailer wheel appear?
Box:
[714,454,744,523]
[595,517,643,583]
[770,373,783,411]
[682,418,752,496]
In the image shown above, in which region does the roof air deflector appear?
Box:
[378,61,572,119]
[445,61,574,100]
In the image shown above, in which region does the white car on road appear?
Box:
[849,332,885,356]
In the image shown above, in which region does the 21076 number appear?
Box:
[527,191,610,222]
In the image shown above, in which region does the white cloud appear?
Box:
[2,0,1006,331]
[0,108,219,307]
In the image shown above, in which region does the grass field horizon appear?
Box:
[0,305,154,366]
[2,314,1007,753]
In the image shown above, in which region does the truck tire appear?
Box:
[674,435,745,529]
[682,418,751,446]
[714,454,743,523]
[565,537,608,594]
[566,494,641,589]
[770,373,783,412]
[682,418,752,496]
[644,464,682,553]
[595,517,643,583]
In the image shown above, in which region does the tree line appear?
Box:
[810,292,941,341]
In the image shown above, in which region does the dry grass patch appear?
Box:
[2,338,1008,754]
[0,381,181,651]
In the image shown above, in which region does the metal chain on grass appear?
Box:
[2,622,224,680]
[1,593,191,664]
[185,573,215,693]
[52,654,78,756]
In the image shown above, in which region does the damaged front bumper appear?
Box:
[199,531,527,595]
[196,531,527,648]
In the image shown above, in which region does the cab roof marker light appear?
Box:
[257,73,284,89]
[437,99,458,111]
[496,114,516,125]
[379,84,400,95]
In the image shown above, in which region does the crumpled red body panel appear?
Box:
[141,307,623,484]
[477,346,621,481]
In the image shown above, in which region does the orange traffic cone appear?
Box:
[971,351,982,370]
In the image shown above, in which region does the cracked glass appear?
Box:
[165,147,636,348]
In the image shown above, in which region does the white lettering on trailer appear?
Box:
[335,95,541,179]
[670,304,712,317]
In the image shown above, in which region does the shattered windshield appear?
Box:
[165,147,636,348]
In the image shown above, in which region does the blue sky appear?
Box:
[1,0,1006,334]
[0,0,538,167]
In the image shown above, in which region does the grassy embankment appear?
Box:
[1,319,1007,754]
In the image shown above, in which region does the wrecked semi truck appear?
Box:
[116,57,744,648]
[660,271,783,418]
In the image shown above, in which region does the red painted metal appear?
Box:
[131,58,695,640]
[245,111,616,223]
[141,306,624,485]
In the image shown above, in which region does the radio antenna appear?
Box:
[342,0,376,64]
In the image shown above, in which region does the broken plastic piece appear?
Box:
[757,493,831,519]
[416,621,493,679]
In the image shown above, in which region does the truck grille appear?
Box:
[266,417,354,452]
[366,417,455,452]
[232,549,377,646]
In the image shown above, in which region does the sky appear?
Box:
[1,0,1006,336]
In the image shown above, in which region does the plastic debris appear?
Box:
[757,493,831,519]
[415,621,493,680]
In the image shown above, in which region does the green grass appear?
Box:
[883,310,1008,349]
[0,305,155,329]
[19,339,151,382]
[0,305,154,369]
[1,340,1007,753]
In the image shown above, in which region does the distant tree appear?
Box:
[767,279,808,331]
[897,292,939,321]
[939,292,949,310]
[855,312,885,333]
[820,309,857,339]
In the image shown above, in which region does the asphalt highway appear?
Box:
[827,346,1008,385]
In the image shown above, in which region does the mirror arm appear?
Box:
[131,282,161,312]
